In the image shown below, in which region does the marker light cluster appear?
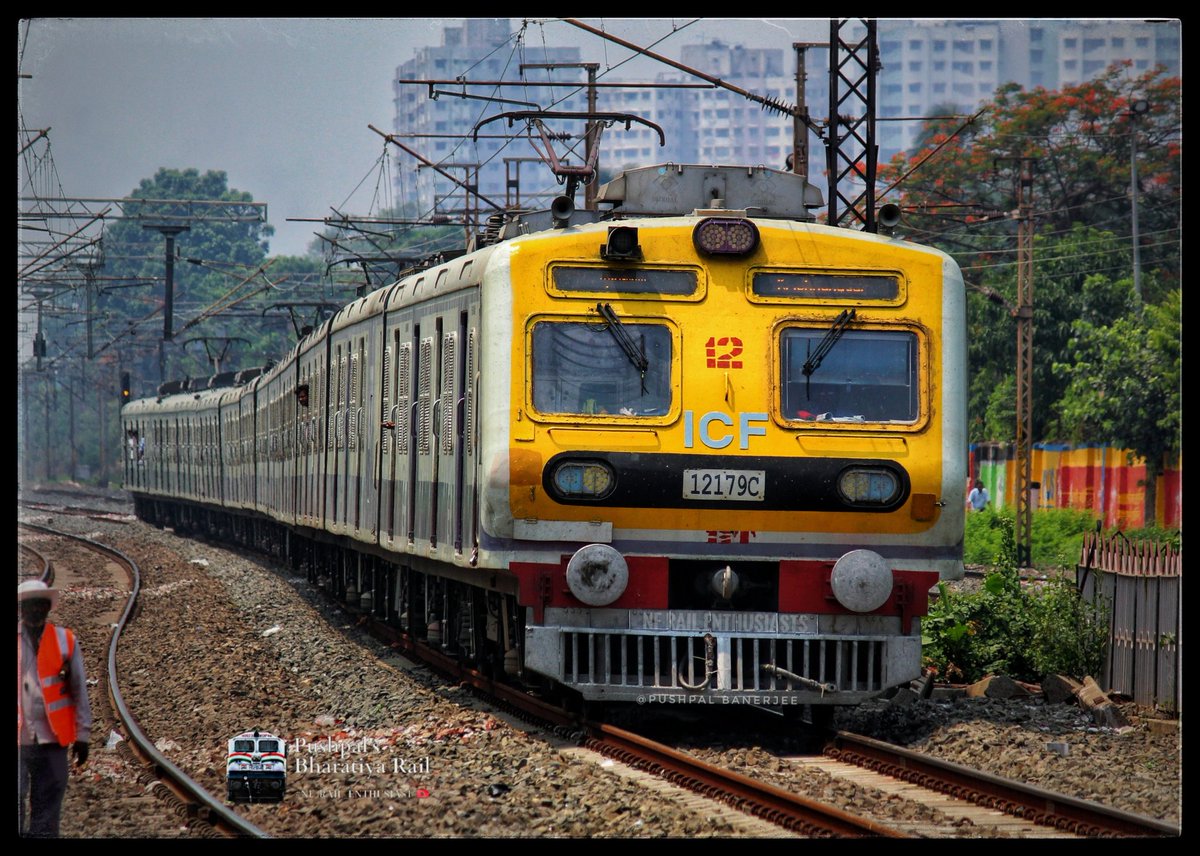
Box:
[693,217,760,256]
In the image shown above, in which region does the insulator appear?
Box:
[756,94,796,117]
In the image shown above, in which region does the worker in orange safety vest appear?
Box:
[18,580,92,838]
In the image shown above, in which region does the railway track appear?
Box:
[17,522,267,838]
[818,731,1180,838]
[20,495,1183,839]
[19,539,50,583]
[327,569,1181,839]
[363,626,898,836]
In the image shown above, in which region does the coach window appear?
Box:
[530,318,672,418]
[780,327,920,424]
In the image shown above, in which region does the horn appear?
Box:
[550,195,575,226]
[877,203,902,229]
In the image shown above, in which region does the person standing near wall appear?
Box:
[967,479,990,512]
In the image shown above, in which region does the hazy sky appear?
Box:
[18,17,829,258]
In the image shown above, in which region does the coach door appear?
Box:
[325,343,345,534]
[351,332,375,539]
[434,305,477,561]
[412,316,438,549]
[297,356,315,526]
[380,318,413,553]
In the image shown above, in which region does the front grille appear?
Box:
[561,631,886,693]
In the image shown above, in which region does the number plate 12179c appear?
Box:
[682,469,766,501]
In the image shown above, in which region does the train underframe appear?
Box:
[133,494,529,688]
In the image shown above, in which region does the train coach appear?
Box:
[124,163,966,719]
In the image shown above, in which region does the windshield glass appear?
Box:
[532,320,672,417]
[781,328,919,423]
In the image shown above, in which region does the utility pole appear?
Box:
[43,374,53,483]
[792,43,824,182]
[142,224,190,344]
[98,368,108,487]
[68,370,77,481]
[1013,157,1036,567]
[584,64,599,210]
[1128,98,1150,304]
[21,371,31,487]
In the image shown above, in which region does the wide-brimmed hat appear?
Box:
[17,580,57,609]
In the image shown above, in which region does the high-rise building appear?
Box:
[867,19,1180,161]
[393,19,1180,216]
[601,42,801,172]
[392,19,585,218]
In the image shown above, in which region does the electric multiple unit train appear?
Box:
[124,163,966,716]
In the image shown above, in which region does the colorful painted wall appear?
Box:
[968,443,1181,529]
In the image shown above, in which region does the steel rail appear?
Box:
[18,540,52,584]
[827,730,1181,838]
[17,521,270,839]
[588,723,909,837]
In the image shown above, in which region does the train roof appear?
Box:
[595,163,823,220]
[476,162,822,245]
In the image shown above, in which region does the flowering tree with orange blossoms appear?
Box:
[880,63,1180,274]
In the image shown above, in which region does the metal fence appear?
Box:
[1077,533,1181,713]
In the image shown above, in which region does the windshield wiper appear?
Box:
[802,308,856,398]
[596,302,649,395]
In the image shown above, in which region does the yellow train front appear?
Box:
[485,165,966,709]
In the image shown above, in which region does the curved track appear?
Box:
[20,492,1182,839]
[18,522,268,838]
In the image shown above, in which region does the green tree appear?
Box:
[964,226,1138,441]
[98,168,275,382]
[1054,290,1181,523]
[882,65,1180,451]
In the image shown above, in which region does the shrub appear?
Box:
[964,507,1098,570]
[925,517,1110,683]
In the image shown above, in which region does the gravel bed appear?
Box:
[833,693,1182,826]
[47,516,754,838]
[24,494,1183,838]
[19,522,194,838]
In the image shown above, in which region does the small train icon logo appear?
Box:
[226,729,287,802]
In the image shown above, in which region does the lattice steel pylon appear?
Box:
[826,19,879,231]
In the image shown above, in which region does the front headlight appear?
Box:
[551,460,615,500]
[693,217,759,255]
[837,467,901,506]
